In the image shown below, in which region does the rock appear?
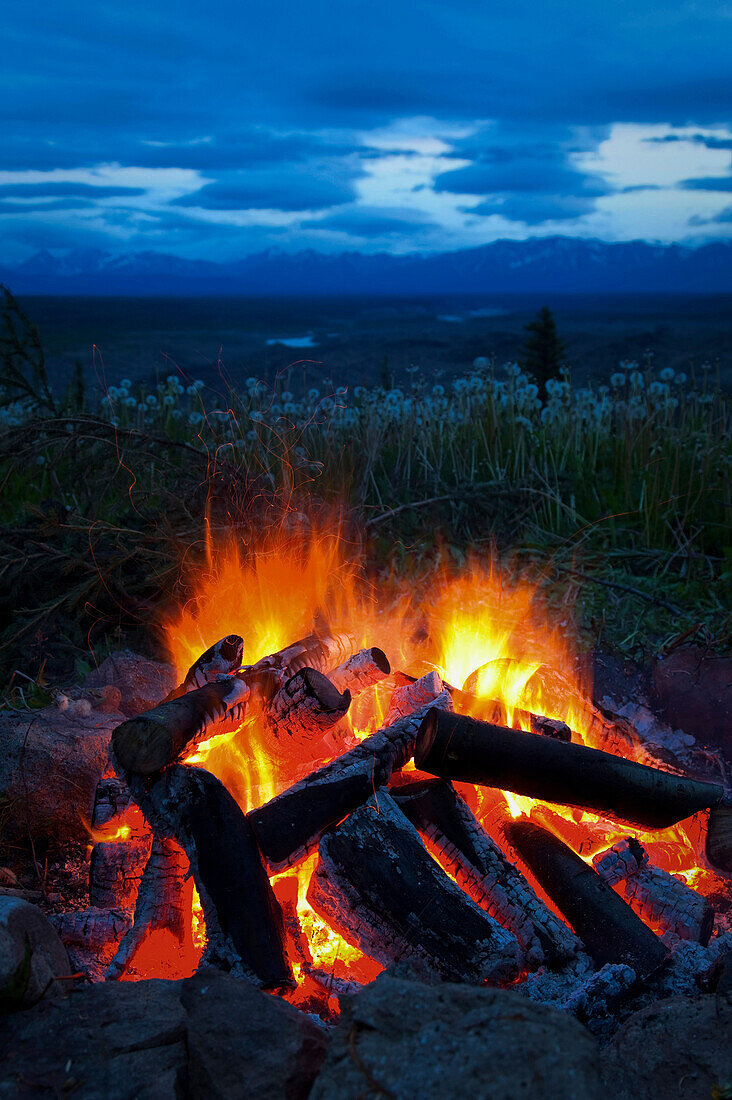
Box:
[652,646,732,751]
[182,968,326,1099]
[0,979,187,1099]
[84,651,176,717]
[601,992,732,1100]
[309,974,604,1100]
[0,708,118,843]
[0,897,71,1010]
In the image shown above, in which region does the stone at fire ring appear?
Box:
[182,968,326,1099]
[0,971,327,1100]
[601,992,732,1100]
[0,979,187,1099]
[83,650,177,718]
[309,974,605,1100]
[652,646,732,750]
[0,708,120,844]
[0,897,71,1009]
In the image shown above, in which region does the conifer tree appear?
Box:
[520,306,566,400]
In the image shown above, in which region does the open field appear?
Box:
[18,293,732,399]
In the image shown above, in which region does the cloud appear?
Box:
[172,167,359,211]
[301,206,436,238]
[0,182,146,199]
[681,176,732,192]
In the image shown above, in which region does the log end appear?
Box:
[111,718,172,775]
[413,707,453,773]
[706,800,732,879]
[369,647,391,676]
[303,667,351,714]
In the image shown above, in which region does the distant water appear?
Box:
[266,335,319,348]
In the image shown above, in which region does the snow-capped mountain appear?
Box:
[1,237,730,295]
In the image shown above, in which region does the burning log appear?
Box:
[391,780,581,967]
[166,634,245,699]
[112,676,250,776]
[384,670,445,723]
[264,667,351,748]
[249,690,453,873]
[706,802,732,878]
[593,838,715,947]
[307,791,520,983]
[89,837,151,910]
[106,836,192,979]
[462,658,640,758]
[414,709,725,830]
[54,907,132,953]
[500,819,668,980]
[111,629,356,775]
[91,774,137,830]
[143,765,293,991]
[327,647,391,696]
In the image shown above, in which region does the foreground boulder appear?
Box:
[0,897,70,1010]
[0,969,326,1099]
[601,992,732,1100]
[182,968,326,1099]
[309,974,605,1100]
[0,979,186,1099]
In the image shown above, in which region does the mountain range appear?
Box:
[2,237,731,296]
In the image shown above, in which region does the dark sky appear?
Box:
[3,0,732,260]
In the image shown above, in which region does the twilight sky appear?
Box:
[3,0,732,261]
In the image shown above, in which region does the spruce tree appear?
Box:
[520,306,566,400]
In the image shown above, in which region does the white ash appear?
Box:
[600,698,695,759]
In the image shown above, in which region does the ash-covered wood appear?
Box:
[530,715,572,741]
[415,709,725,829]
[391,779,581,967]
[107,835,192,979]
[89,836,151,910]
[327,647,390,696]
[144,764,293,991]
[593,838,715,946]
[54,906,132,952]
[308,791,520,983]
[111,629,356,775]
[167,634,245,700]
[264,667,351,747]
[91,774,136,830]
[249,690,453,873]
[501,819,668,980]
[112,675,250,776]
[384,670,444,724]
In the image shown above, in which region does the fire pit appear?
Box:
[43,530,732,1027]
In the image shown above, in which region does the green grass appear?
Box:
[1,290,730,691]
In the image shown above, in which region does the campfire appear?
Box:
[59,525,731,1018]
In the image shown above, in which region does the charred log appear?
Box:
[501,819,668,980]
[308,791,520,983]
[111,629,356,776]
[144,765,293,991]
[593,838,715,946]
[264,667,351,748]
[89,837,151,910]
[391,779,581,967]
[53,906,132,953]
[106,835,192,979]
[91,774,136,830]
[415,709,724,829]
[166,634,245,700]
[112,676,250,776]
[384,670,445,724]
[249,690,453,873]
[327,648,391,696]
